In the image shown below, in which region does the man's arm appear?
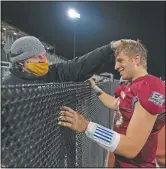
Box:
[47,39,131,82]
[85,101,158,159]
[58,103,158,159]
[55,44,114,82]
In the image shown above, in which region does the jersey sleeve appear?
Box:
[137,80,165,115]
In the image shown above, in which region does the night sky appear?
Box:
[1,1,165,79]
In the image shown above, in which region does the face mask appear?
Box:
[27,61,49,76]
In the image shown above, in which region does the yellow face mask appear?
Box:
[27,61,49,76]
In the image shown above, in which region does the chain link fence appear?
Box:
[1,81,118,168]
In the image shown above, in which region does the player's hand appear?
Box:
[88,78,95,89]
[58,106,89,133]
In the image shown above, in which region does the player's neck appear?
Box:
[132,68,148,81]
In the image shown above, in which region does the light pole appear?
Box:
[67,9,80,58]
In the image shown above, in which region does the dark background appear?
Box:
[1,1,165,79]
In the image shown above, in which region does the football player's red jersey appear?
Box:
[113,74,165,168]
[114,84,123,98]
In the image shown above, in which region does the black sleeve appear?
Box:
[55,44,114,82]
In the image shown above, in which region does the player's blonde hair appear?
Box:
[115,39,148,69]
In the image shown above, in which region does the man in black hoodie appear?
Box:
[3,36,120,85]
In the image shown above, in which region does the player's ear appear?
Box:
[134,54,141,65]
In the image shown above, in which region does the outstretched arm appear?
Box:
[56,44,114,82]
[58,104,158,159]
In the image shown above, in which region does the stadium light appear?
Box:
[3,28,6,31]
[13,32,17,35]
[68,9,80,19]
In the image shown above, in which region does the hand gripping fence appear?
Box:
[1,81,118,168]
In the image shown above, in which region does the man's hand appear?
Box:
[58,106,89,132]
[88,78,95,89]
[111,40,122,50]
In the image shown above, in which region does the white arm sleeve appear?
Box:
[85,121,120,152]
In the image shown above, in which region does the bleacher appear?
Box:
[1,21,67,80]
[2,21,67,63]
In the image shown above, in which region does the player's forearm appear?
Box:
[85,122,139,159]
[114,134,139,159]
[92,85,118,110]
[98,92,118,110]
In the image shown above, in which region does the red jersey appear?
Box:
[113,74,165,168]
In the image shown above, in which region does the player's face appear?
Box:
[115,51,137,80]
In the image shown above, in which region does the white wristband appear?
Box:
[85,121,120,152]
[93,85,103,95]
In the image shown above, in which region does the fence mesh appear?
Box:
[1,81,116,168]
